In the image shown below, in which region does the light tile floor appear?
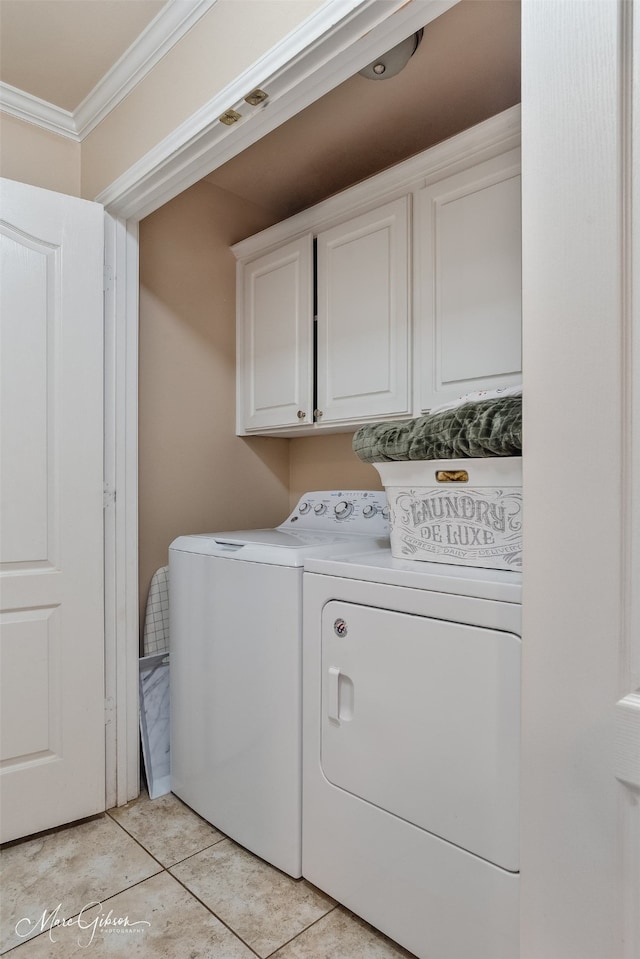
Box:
[0,790,416,958]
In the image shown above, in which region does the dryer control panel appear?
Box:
[283,491,389,535]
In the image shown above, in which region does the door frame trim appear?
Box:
[619,1,640,953]
[102,0,444,805]
[104,213,139,807]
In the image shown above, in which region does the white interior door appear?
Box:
[0,178,105,842]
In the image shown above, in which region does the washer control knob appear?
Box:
[362,504,377,518]
[314,503,326,515]
[334,501,353,519]
[382,507,390,520]
[298,502,311,514]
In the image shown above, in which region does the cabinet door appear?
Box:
[316,197,410,425]
[416,150,522,412]
[237,235,313,432]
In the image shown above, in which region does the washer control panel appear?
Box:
[283,491,390,535]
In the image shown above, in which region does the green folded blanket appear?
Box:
[353,396,522,464]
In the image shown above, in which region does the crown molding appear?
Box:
[0,83,79,140]
[0,0,218,142]
[74,0,218,139]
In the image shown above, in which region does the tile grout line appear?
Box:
[105,805,227,869]
[166,856,340,959]
[2,833,255,957]
[166,868,265,959]
[0,870,166,956]
[1,814,164,957]
[107,811,338,959]
[104,809,167,870]
[266,903,339,958]
[4,809,341,958]
[105,812,265,957]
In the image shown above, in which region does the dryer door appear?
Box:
[321,600,520,871]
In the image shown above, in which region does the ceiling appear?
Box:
[206,0,520,222]
[0,0,167,111]
[0,0,520,223]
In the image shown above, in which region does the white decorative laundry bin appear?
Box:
[374,458,522,571]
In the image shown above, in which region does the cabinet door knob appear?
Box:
[314,409,323,419]
[297,410,306,419]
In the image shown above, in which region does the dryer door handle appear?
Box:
[327,667,354,724]
[328,667,341,723]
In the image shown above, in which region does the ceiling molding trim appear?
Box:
[0,0,219,142]
[74,0,219,140]
[0,83,80,141]
[97,0,459,219]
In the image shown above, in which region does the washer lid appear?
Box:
[168,490,390,566]
[169,531,389,567]
[305,547,522,603]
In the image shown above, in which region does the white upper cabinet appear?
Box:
[416,150,522,412]
[233,106,521,436]
[237,235,313,432]
[316,197,410,425]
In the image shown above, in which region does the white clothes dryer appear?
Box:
[169,492,388,879]
[302,549,522,959]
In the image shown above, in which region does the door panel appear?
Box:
[0,608,60,760]
[417,151,522,411]
[238,235,313,431]
[0,178,105,842]
[316,197,410,423]
[0,227,52,563]
[321,599,521,871]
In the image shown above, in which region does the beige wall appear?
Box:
[0,113,80,196]
[288,434,382,509]
[81,0,323,199]
[138,178,290,635]
[138,174,387,637]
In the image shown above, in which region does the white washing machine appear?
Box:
[168,491,388,879]
[302,548,522,959]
